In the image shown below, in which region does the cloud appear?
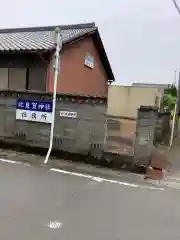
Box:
[0,0,179,84]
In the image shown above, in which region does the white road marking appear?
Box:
[50,168,92,179]
[0,158,165,191]
[0,158,20,164]
[47,221,62,229]
[98,178,118,184]
[50,168,163,190]
[118,181,139,188]
[91,177,104,182]
[139,186,164,191]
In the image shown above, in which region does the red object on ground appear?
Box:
[145,166,165,181]
[144,150,169,181]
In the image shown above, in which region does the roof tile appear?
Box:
[0,23,96,51]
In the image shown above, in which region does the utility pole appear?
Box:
[169,69,180,148]
[171,0,180,114]
[176,70,180,111]
[44,27,62,164]
[174,69,177,85]
[169,1,180,147]
[174,70,180,138]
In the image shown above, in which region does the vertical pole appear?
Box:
[169,70,180,149]
[176,70,180,115]
[44,27,62,164]
[174,69,177,86]
[176,69,180,135]
[169,103,177,148]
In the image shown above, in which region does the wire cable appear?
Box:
[172,0,180,16]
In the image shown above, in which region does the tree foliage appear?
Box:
[163,84,177,111]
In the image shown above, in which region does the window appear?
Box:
[28,67,47,91]
[8,68,26,90]
[0,67,47,91]
[0,68,8,89]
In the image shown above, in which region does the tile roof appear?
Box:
[0,22,115,81]
[0,23,97,51]
[0,89,107,100]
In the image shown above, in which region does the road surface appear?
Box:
[0,160,179,239]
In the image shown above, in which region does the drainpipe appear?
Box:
[44,27,62,164]
[169,103,177,149]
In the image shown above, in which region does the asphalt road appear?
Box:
[0,161,179,240]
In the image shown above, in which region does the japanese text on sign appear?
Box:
[16,99,53,123]
[60,111,77,118]
[84,55,94,69]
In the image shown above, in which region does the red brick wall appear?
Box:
[47,37,108,96]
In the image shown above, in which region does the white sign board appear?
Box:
[16,99,53,123]
[84,55,94,69]
[60,111,77,118]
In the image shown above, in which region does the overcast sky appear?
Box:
[1,0,180,85]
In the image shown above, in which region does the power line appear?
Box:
[172,0,180,15]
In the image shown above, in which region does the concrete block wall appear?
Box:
[0,90,107,158]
